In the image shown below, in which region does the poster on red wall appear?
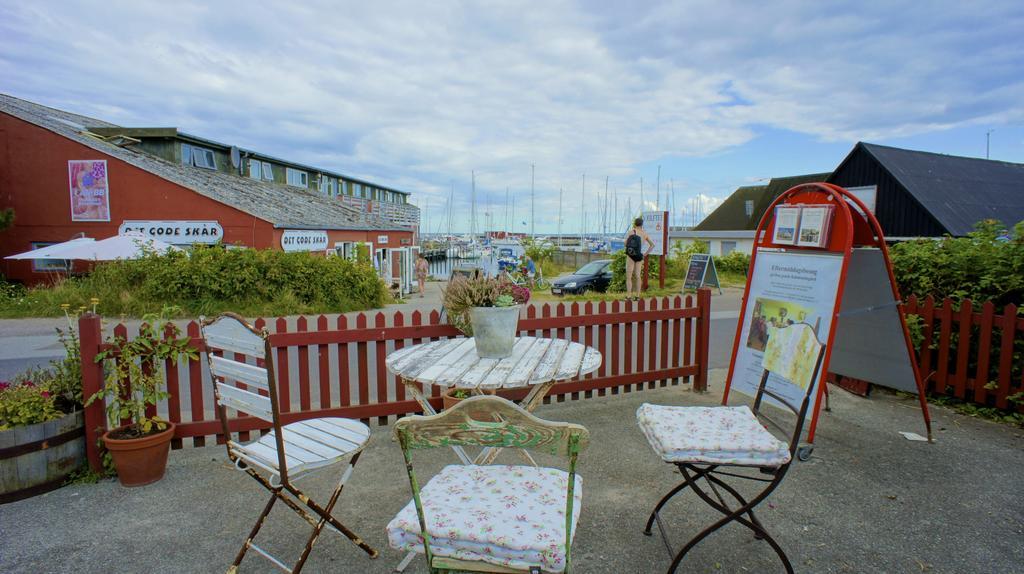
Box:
[68,160,110,222]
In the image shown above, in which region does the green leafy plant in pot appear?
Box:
[443,276,530,358]
[87,307,197,486]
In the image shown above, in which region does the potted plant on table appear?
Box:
[87,308,197,487]
[443,275,530,358]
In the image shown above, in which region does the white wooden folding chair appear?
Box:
[200,312,379,573]
[387,395,589,574]
[637,322,826,574]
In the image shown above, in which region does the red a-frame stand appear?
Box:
[722,183,932,459]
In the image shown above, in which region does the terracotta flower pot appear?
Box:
[102,422,176,487]
[442,388,471,410]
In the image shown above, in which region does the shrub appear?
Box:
[608,250,658,293]
[890,220,1024,309]
[0,246,387,317]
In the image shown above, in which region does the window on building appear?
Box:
[744,200,754,217]
[188,145,217,170]
[30,242,70,272]
[181,143,192,165]
[721,241,737,256]
[286,167,308,188]
[354,183,363,198]
[319,175,336,196]
[262,162,274,181]
[248,159,261,179]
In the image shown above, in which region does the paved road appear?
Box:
[0,286,744,380]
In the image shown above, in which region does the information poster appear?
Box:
[641,211,668,256]
[730,250,843,412]
[68,160,110,222]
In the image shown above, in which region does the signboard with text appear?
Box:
[683,253,720,292]
[730,250,843,413]
[641,211,668,256]
[119,220,222,244]
[281,229,329,252]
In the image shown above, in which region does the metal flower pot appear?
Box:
[469,305,520,358]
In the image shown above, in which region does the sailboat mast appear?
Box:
[530,163,535,239]
[579,173,585,246]
[470,171,477,240]
[557,187,563,248]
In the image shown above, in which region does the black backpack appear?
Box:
[625,232,643,261]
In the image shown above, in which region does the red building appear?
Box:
[0,94,420,287]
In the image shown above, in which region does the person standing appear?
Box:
[624,217,655,300]
[523,255,537,288]
[415,254,429,298]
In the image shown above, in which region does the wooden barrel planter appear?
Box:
[0,410,85,504]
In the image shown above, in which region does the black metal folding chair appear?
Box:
[637,322,825,573]
[200,312,379,573]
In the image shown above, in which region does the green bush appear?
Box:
[0,246,386,318]
[715,251,751,275]
[890,220,1024,309]
[608,250,658,292]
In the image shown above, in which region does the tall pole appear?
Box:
[656,165,661,210]
[670,179,676,228]
[987,129,995,159]
[580,173,586,246]
[530,163,536,239]
[598,174,606,237]
[557,187,563,248]
[640,177,644,211]
[505,186,510,236]
[447,180,454,242]
[470,171,477,240]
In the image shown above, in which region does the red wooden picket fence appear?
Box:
[903,295,1023,411]
[831,295,1024,412]
[79,290,712,471]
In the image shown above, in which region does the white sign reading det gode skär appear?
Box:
[281,230,329,252]
[119,220,222,244]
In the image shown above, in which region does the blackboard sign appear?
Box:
[683,254,721,293]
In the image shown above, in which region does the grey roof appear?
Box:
[695,172,831,232]
[0,93,407,231]
[851,142,1024,236]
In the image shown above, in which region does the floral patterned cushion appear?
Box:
[387,464,582,573]
[636,404,791,466]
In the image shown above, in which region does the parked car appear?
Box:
[551,260,613,295]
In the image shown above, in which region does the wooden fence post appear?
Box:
[78,313,105,473]
[694,287,712,392]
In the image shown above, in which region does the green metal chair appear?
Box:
[387,395,590,574]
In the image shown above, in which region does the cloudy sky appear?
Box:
[2,1,1022,233]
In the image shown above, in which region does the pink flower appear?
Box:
[40,390,51,398]
[0,382,9,391]
[22,381,34,387]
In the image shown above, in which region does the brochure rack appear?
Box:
[722,182,932,459]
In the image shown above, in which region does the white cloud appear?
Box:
[1,0,1020,232]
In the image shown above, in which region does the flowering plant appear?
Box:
[443,276,530,335]
[0,373,62,430]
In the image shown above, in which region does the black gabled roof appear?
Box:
[842,142,1024,236]
[695,172,831,231]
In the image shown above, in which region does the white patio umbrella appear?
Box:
[52,232,182,261]
[4,237,96,260]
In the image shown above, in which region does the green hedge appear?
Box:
[890,220,1024,309]
[0,246,386,318]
